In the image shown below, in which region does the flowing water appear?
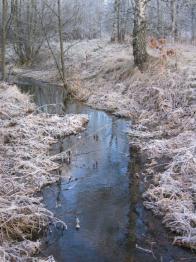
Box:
[19,81,195,262]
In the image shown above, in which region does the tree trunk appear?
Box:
[120,0,126,42]
[157,0,161,36]
[111,0,120,42]
[171,0,177,42]
[1,0,7,80]
[132,0,148,70]
[57,0,67,89]
[191,3,196,43]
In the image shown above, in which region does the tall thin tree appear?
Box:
[171,0,177,42]
[1,0,7,80]
[133,0,148,70]
[57,0,66,88]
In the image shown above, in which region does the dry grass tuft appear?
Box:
[142,131,196,249]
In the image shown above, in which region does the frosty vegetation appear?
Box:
[0,83,88,261]
[0,0,195,260]
[65,39,196,250]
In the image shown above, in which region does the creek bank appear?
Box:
[34,94,194,262]
[13,80,196,261]
[0,82,88,261]
[10,39,196,250]
[69,41,196,250]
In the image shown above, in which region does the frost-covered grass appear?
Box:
[69,40,196,250]
[10,38,196,250]
[0,83,88,261]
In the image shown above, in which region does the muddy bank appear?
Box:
[0,83,88,261]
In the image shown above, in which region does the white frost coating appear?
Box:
[0,83,88,261]
[138,0,146,20]
[10,38,196,250]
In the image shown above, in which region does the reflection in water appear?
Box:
[43,102,131,262]
[126,145,141,262]
[20,82,67,114]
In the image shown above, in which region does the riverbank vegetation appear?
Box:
[68,40,196,250]
[0,0,196,260]
[0,83,88,260]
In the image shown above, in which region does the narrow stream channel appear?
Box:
[19,81,195,262]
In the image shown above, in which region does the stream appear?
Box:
[19,81,195,262]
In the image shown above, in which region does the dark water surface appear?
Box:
[19,82,195,262]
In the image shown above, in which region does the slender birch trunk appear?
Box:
[133,0,148,70]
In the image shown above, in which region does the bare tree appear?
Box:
[1,0,195,84]
[133,0,149,70]
[38,0,69,89]
[190,0,196,42]
[111,0,121,42]
[1,0,7,80]
[171,0,177,41]
[11,0,45,65]
[111,0,129,42]
[57,0,66,88]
